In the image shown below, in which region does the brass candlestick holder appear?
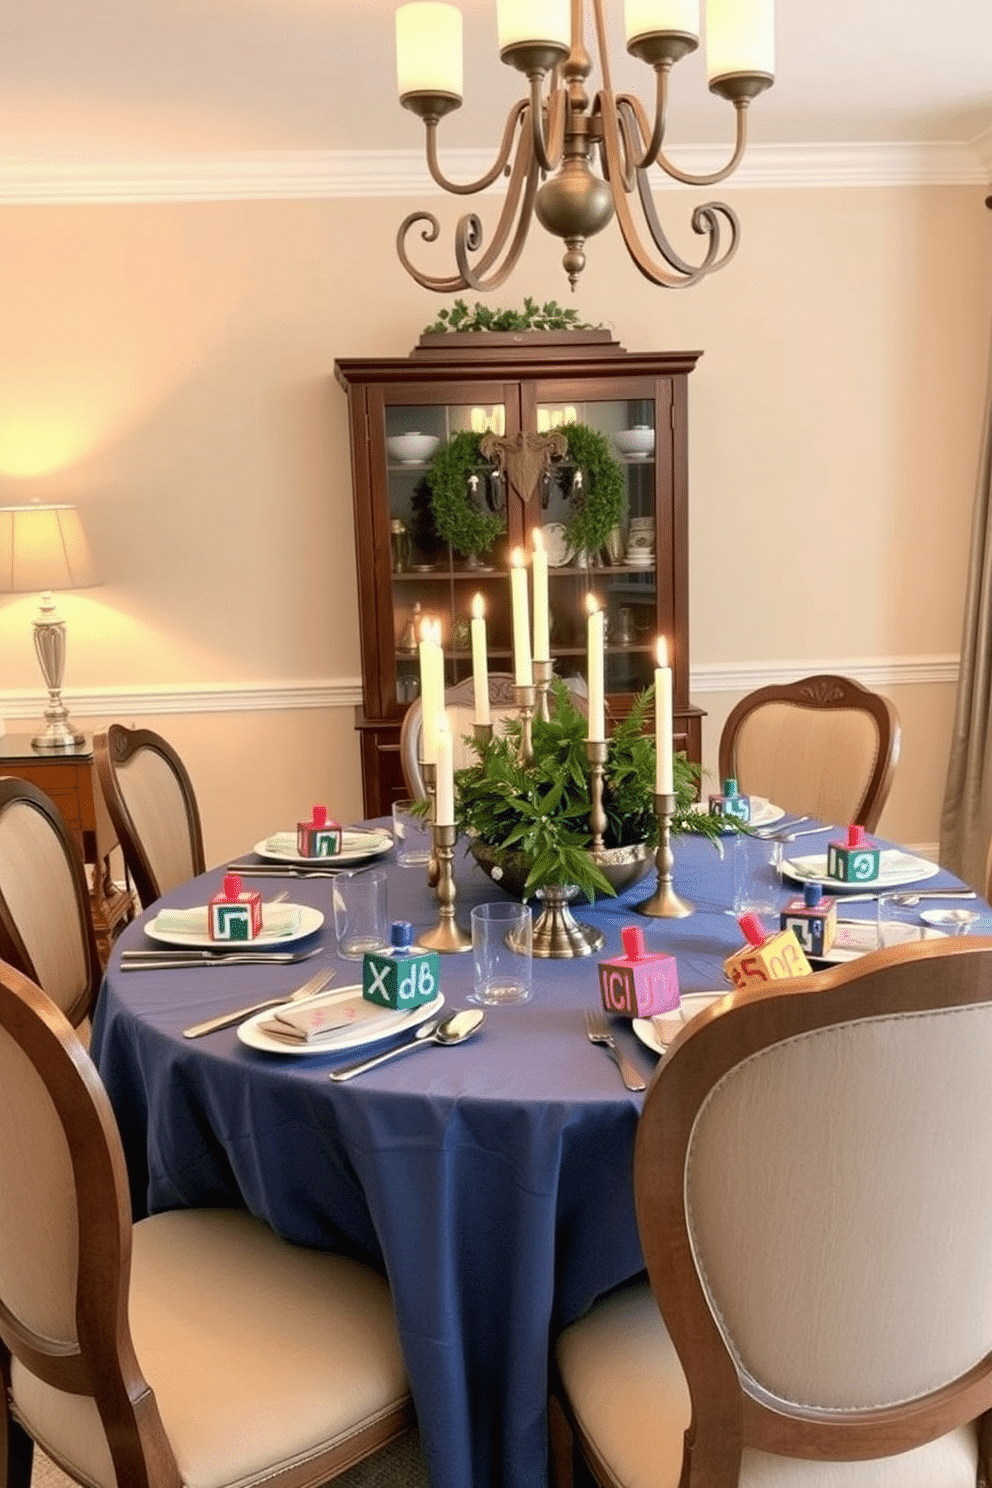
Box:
[421,760,440,888]
[417,823,471,953]
[637,791,693,919]
[516,683,536,765]
[586,739,608,852]
[533,658,553,723]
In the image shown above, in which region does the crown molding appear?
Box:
[0,138,986,206]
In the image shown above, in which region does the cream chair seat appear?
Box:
[555,938,992,1488]
[94,724,206,908]
[718,673,901,831]
[0,959,415,1488]
[0,778,102,1033]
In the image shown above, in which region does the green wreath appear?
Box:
[426,423,625,562]
[426,431,506,559]
[553,422,625,558]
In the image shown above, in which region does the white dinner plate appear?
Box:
[254,829,393,866]
[632,992,724,1057]
[145,903,324,949]
[540,522,572,567]
[690,796,785,833]
[809,920,946,965]
[237,985,444,1057]
[781,849,941,893]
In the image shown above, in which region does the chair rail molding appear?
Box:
[0,655,956,721]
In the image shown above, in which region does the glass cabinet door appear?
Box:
[381,393,517,711]
[529,387,663,704]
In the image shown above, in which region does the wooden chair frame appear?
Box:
[620,940,992,1488]
[0,959,415,1488]
[94,725,206,909]
[717,673,901,831]
[0,779,102,1028]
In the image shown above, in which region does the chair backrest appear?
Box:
[94,726,206,908]
[0,957,179,1488]
[0,779,102,1028]
[635,938,992,1487]
[399,672,588,799]
[718,673,901,830]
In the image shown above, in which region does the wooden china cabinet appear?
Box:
[335,331,702,818]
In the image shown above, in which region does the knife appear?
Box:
[224,862,375,879]
[120,948,321,970]
[837,889,977,904]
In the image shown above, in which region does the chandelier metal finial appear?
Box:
[394,0,774,293]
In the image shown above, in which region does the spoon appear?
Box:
[329,1008,485,1082]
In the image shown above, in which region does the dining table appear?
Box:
[89,816,989,1488]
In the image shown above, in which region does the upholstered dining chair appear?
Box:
[400,672,588,799]
[0,956,415,1488]
[718,673,901,831]
[94,725,206,908]
[554,936,992,1488]
[0,778,102,1034]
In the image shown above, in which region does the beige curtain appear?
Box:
[941,297,992,891]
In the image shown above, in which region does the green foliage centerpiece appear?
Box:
[455,682,718,956]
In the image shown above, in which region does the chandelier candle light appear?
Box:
[638,634,693,918]
[394,0,774,292]
[531,528,553,722]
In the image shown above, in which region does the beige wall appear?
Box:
[0,184,988,861]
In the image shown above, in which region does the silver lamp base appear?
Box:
[31,599,84,752]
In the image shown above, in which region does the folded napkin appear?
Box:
[264,829,390,855]
[258,997,388,1045]
[153,904,302,938]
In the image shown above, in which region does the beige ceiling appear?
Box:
[0,0,990,163]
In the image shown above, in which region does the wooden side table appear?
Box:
[0,734,135,963]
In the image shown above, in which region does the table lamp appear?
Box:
[0,501,101,752]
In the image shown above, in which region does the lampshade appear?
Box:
[0,503,101,594]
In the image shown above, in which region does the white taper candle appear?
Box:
[532,528,550,663]
[655,635,674,794]
[435,712,455,826]
[471,593,490,726]
[586,595,605,742]
[510,549,533,686]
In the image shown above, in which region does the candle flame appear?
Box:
[511,547,525,569]
[532,527,545,555]
[472,592,485,619]
[431,619,443,645]
[656,636,669,668]
[419,617,431,642]
[585,593,600,616]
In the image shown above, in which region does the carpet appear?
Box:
[31,1430,429,1486]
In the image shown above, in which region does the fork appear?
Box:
[182,966,336,1038]
[753,816,810,839]
[584,1009,646,1092]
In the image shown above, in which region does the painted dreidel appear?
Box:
[597,925,680,1019]
[209,873,262,942]
[297,804,343,859]
[708,776,751,826]
[363,920,440,1011]
[780,881,837,958]
[826,824,880,885]
[724,912,812,991]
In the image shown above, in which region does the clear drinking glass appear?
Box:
[332,870,388,960]
[392,799,432,866]
[731,833,783,918]
[875,894,925,950]
[470,903,533,1006]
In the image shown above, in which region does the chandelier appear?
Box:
[394,0,774,293]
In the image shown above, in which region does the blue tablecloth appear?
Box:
[90,825,984,1488]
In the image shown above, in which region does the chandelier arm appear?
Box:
[527,72,567,175]
[616,91,750,186]
[424,99,530,195]
[601,98,740,286]
[454,129,541,291]
[397,125,540,294]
